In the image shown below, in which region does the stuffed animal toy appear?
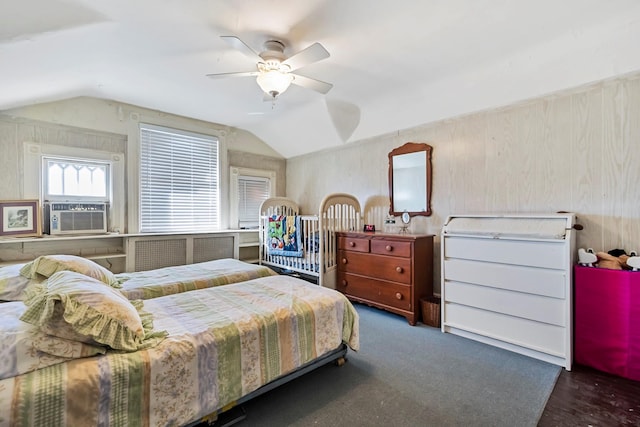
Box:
[595,249,635,270]
[577,248,638,270]
[596,252,625,269]
[578,248,597,266]
[628,256,640,271]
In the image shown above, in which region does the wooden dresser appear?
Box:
[336,231,433,325]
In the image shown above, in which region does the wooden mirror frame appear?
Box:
[388,142,433,217]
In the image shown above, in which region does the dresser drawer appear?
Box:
[444,281,566,326]
[338,236,370,253]
[371,239,412,257]
[443,236,567,269]
[337,272,411,310]
[338,250,412,284]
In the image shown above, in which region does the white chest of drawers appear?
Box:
[440,213,577,369]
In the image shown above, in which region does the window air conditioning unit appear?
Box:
[43,202,108,235]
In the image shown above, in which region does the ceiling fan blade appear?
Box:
[206,71,259,79]
[282,42,330,71]
[220,35,262,62]
[291,73,333,94]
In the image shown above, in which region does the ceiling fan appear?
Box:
[207,36,333,100]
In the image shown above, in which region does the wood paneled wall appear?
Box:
[0,116,126,200]
[228,150,286,197]
[287,72,640,291]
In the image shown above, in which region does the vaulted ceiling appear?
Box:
[2,0,640,158]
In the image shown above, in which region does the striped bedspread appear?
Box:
[117,258,277,300]
[0,275,359,427]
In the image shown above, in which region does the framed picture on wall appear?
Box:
[0,200,41,237]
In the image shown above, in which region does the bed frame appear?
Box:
[259,193,362,287]
[186,343,348,426]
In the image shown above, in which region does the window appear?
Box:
[44,157,110,201]
[24,143,124,233]
[238,176,270,229]
[230,167,275,229]
[139,124,219,233]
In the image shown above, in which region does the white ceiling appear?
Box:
[2,0,640,158]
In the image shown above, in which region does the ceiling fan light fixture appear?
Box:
[211,36,332,98]
[256,70,294,98]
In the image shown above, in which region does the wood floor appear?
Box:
[538,363,640,426]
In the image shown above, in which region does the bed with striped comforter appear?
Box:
[0,275,359,427]
[116,258,277,300]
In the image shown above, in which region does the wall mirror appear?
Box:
[388,142,433,217]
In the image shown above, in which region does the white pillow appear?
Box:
[20,255,120,287]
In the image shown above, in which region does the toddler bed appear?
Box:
[259,193,362,287]
[0,272,359,427]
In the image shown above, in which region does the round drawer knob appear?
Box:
[342,280,348,287]
[342,258,348,264]
[395,292,402,300]
[349,241,356,247]
[396,266,403,273]
[385,245,392,251]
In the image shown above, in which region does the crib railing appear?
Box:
[258,194,362,287]
[319,198,362,287]
[259,214,322,278]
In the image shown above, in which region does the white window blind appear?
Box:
[237,175,270,229]
[139,124,219,233]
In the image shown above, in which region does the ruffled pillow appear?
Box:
[20,270,167,351]
[20,254,120,288]
[37,302,104,346]
[0,263,42,301]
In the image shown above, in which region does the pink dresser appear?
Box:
[574,265,640,380]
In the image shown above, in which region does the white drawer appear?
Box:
[443,258,567,298]
[444,281,566,326]
[443,236,567,270]
[443,303,566,356]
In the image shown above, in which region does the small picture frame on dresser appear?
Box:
[363,224,376,232]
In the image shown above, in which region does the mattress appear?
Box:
[0,275,359,427]
[263,251,320,273]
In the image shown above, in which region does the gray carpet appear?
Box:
[224,304,560,427]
